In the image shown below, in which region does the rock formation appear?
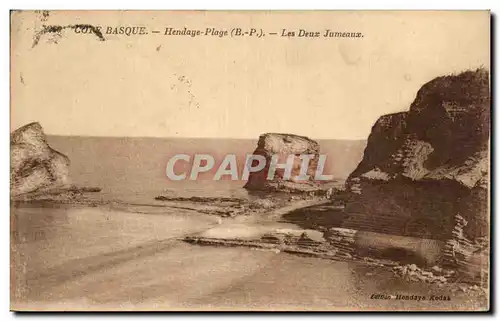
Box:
[11,122,71,196]
[343,69,490,280]
[244,133,324,193]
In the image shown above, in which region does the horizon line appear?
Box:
[45,134,368,141]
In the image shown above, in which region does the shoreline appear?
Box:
[11,196,488,311]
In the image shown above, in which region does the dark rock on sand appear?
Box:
[344,68,490,282]
[11,185,102,205]
[154,194,289,217]
[11,122,71,196]
[154,195,246,204]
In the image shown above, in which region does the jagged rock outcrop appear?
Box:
[323,227,356,259]
[344,69,490,281]
[11,122,71,196]
[244,133,324,193]
[442,215,489,285]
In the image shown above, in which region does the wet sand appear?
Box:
[10,204,485,311]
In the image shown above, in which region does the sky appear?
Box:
[10,11,490,139]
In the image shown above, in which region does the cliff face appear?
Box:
[344,69,490,277]
[11,122,71,196]
[244,133,322,193]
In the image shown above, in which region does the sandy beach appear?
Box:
[10,203,485,311]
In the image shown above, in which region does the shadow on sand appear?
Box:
[280,202,346,231]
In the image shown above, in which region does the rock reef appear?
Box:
[343,69,490,282]
[154,195,280,217]
[11,122,71,196]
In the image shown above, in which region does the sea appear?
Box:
[47,136,366,204]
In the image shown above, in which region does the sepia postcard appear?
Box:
[10,10,490,311]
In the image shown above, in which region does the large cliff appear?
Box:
[11,122,71,196]
[343,69,490,279]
